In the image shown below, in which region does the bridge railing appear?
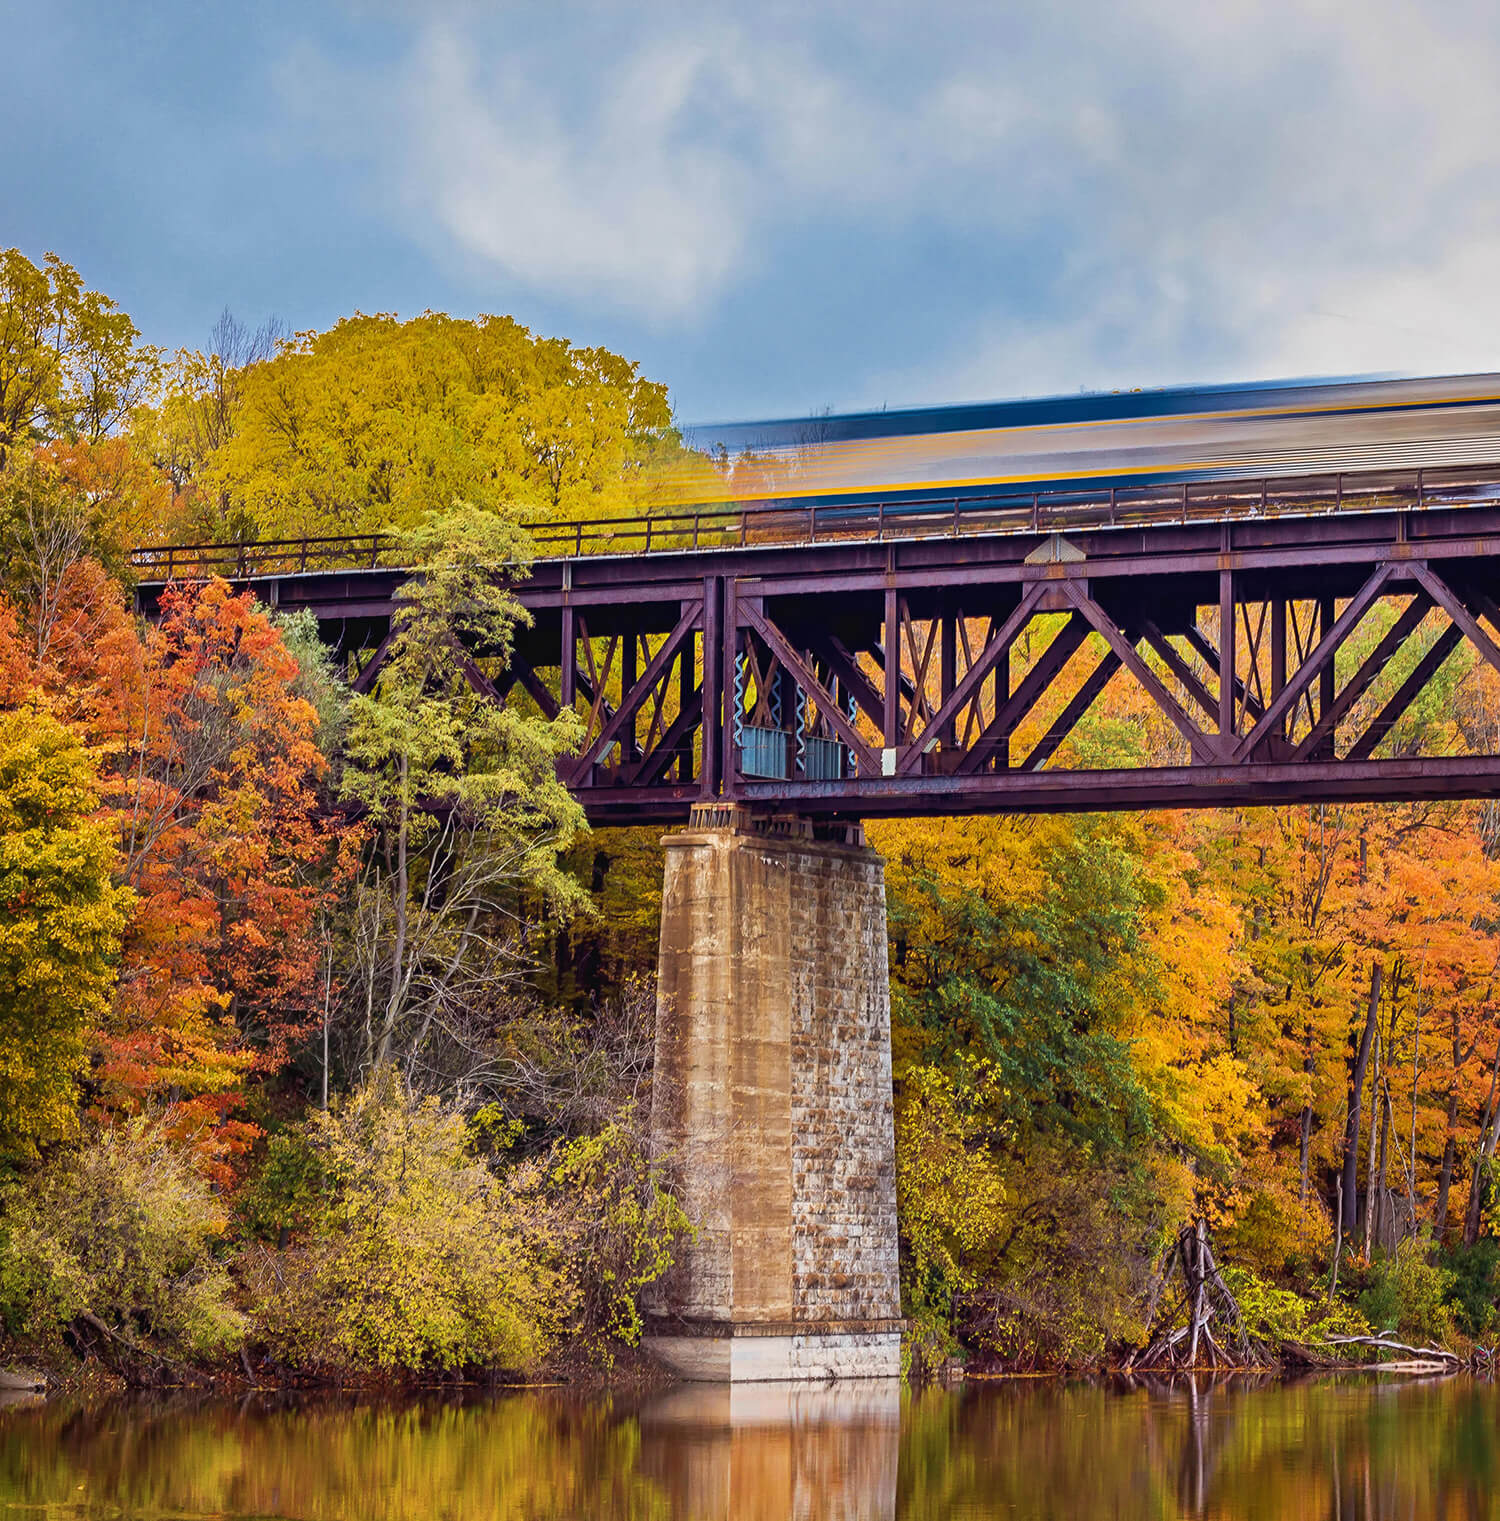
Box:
[127,463,1500,578]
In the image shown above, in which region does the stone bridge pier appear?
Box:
[643,804,902,1382]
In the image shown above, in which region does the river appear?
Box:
[1,1374,1494,1519]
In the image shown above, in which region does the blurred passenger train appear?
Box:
[685,373,1500,507]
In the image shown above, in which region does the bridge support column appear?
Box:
[644,804,902,1382]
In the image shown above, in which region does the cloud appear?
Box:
[283,1,1500,398]
[393,28,746,319]
[365,15,897,322]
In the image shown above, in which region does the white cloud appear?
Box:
[288,1,1500,394]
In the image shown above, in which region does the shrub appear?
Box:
[0,1119,243,1359]
[1440,1238,1500,1338]
[1357,1237,1459,1346]
[249,1077,566,1374]
[546,1116,692,1363]
[235,1128,325,1243]
[1221,1265,1311,1343]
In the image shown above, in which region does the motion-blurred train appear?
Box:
[683,373,1500,507]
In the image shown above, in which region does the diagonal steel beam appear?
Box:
[956,617,1089,775]
[568,600,701,784]
[1020,648,1122,771]
[809,633,884,726]
[1346,625,1465,762]
[1407,560,1500,679]
[1290,594,1430,762]
[1063,580,1222,761]
[625,686,704,786]
[897,581,1048,774]
[351,629,396,694]
[1142,622,1219,725]
[1233,561,1398,761]
[506,661,561,719]
[740,602,882,777]
[457,650,501,703]
[1182,625,1266,721]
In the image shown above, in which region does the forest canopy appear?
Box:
[4,246,1500,1383]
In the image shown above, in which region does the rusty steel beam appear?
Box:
[130,485,1500,824]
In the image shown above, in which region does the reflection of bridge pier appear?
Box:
[642,805,903,1381]
[638,1381,901,1520]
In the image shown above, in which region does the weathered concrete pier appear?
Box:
[643,805,902,1381]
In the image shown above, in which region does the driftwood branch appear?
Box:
[1325,1334,1464,1364]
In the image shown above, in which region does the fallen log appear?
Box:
[1324,1334,1464,1365]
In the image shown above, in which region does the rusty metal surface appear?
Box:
[131,464,1500,822]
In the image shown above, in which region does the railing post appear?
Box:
[645,519,652,553]
[952,498,960,536]
[575,522,583,556]
[693,511,701,549]
[1031,493,1039,532]
[1417,469,1425,510]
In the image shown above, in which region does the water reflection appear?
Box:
[1,1374,1497,1520]
[641,1381,900,1520]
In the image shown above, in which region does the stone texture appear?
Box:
[644,807,901,1382]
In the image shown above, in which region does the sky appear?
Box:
[5,0,1500,425]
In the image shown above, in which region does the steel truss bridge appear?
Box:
[132,465,1500,823]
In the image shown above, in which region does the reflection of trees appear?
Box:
[898,1376,1498,1521]
[1,1377,1496,1520]
[0,1394,673,1521]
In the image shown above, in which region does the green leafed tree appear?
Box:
[338,502,586,1090]
[0,249,159,466]
[0,705,133,1157]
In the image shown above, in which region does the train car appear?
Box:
[682,373,1500,508]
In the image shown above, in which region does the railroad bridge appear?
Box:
[135,464,1500,1380]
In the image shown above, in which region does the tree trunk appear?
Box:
[1299,1021,1315,1208]
[1363,1026,1381,1258]
[1462,1038,1500,1246]
[1436,1006,1463,1238]
[377,757,410,1071]
[1374,1079,1391,1251]
[1341,961,1381,1236]
[1436,1126,1457,1239]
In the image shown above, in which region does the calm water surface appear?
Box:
[2,1374,1497,1519]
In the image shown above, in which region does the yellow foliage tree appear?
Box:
[155,312,679,540]
[0,704,132,1157]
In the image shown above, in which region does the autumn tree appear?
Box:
[0,704,132,1158]
[0,248,159,466]
[166,311,677,540]
[46,578,355,1176]
[338,502,586,1094]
